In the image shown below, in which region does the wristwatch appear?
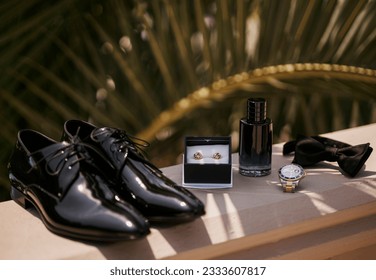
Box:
[278,164,306,193]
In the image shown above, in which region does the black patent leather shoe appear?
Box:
[8,129,150,241]
[62,120,205,223]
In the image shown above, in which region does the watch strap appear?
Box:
[280,179,298,193]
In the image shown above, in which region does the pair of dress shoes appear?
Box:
[8,120,205,242]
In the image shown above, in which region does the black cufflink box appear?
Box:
[183,136,232,188]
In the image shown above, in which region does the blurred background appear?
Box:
[1,0,376,201]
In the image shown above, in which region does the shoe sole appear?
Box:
[147,210,205,224]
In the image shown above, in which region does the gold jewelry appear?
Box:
[193,152,203,160]
[212,152,222,160]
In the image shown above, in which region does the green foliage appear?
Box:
[1,0,376,201]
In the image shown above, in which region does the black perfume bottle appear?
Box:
[239,98,272,177]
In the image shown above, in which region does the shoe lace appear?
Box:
[27,134,112,177]
[91,128,162,175]
[91,128,149,156]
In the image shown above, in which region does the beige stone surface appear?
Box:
[1,124,375,259]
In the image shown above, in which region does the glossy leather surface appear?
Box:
[8,129,150,241]
[62,120,205,223]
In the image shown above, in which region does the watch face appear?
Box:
[279,164,305,180]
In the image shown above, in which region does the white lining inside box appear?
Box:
[186,144,229,164]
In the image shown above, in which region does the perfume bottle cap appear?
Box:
[247,98,267,122]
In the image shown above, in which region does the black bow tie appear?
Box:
[283,135,373,177]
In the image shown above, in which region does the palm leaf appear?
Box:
[1,0,376,199]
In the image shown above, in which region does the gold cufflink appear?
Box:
[193,152,203,160]
[212,152,222,160]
